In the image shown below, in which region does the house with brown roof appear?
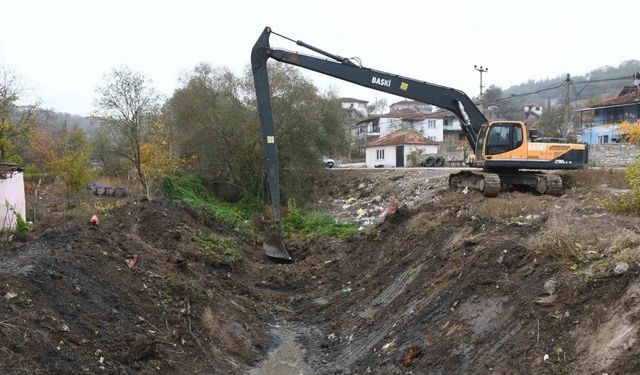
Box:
[365,130,438,168]
[577,85,640,144]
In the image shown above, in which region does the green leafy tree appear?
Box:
[51,152,95,206]
[0,68,36,163]
[95,66,162,200]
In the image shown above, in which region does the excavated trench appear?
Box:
[3,169,640,374]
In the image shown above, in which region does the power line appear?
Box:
[480,82,565,105]
[479,73,636,106]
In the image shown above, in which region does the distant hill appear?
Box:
[16,106,99,134]
[503,60,640,105]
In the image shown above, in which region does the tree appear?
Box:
[0,68,36,163]
[367,98,387,116]
[164,63,347,203]
[140,118,183,194]
[95,67,161,200]
[244,64,347,201]
[534,105,567,137]
[481,85,503,103]
[51,152,95,207]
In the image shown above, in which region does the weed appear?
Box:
[561,169,628,190]
[194,233,244,264]
[528,228,593,263]
[14,211,30,233]
[162,175,256,239]
[603,193,640,213]
[472,195,544,219]
[162,273,176,294]
[283,201,358,239]
[17,289,32,306]
[189,280,208,302]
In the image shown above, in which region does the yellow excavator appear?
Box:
[251,27,588,260]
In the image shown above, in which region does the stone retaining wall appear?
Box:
[588,144,640,167]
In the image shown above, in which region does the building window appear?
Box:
[598,135,609,144]
[427,136,436,141]
[426,120,437,128]
[376,149,385,160]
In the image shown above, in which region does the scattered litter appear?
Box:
[4,291,17,300]
[543,278,557,295]
[90,214,100,226]
[60,324,70,332]
[340,287,352,294]
[544,354,550,362]
[381,340,395,351]
[400,346,422,367]
[536,295,558,306]
[614,262,629,275]
[126,254,140,269]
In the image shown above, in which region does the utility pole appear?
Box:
[474,65,488,98]
[563,73,572,137]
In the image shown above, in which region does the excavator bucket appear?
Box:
[263,231,292,261]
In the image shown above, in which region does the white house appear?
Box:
[365,130,438,168]
[0,164,26,231]
[353,109,444,142]
[524,104,544,120]
[390,100,432,114]
[339,97,368,118]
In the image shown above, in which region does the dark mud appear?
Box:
[2,169,640,374]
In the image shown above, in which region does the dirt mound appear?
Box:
[2,169,639,374]
[0,199,270,374]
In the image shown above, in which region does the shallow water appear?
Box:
[249,326,315,375]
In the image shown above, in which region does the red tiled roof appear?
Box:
[366,130,437,147]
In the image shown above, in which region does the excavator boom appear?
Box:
[251,26,586,259]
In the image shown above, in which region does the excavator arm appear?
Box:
[251,26,488,260]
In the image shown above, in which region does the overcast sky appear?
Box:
[0,0,637,115]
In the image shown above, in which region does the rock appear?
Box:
[614,262,629,275]
[535,294,558,306]
[371,195,382,204]
[543,278,557,295]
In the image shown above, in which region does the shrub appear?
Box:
[283,201,358,239]
[161,175,255,238]
[194,233,243,264]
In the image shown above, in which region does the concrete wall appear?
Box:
[588,144,640,167]
[0,172,26,230]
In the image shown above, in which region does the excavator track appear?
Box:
[449,170,501,197]
[449,170,563,197]
[538,173,563,196]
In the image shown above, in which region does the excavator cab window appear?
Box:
[485,122,523,155]
[475,124,487,161]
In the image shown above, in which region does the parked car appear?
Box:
[323,157,335,168]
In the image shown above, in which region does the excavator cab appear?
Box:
[476,122,526,165]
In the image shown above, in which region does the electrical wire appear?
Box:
[479,82,565,105]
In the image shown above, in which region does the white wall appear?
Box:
[341,102,368,117]
[417,119,444,142]
[366,144,438,168]
[0,172,26,230]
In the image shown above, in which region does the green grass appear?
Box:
[194,232,244,263]
[283,202,358,239]
[162,174,358,240]
[161,175,256,238]
[162,273,176,294]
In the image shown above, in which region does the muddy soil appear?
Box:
[2,169,640,374]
